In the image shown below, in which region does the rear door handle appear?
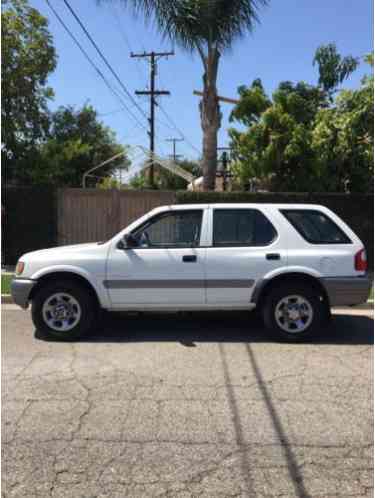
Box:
[183,255,197,263]
[266,253,280,260]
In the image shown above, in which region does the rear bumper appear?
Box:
[321,275,372,307]
[11,278,36,309]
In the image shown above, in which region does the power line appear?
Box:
[45,0,147,133]
[109,4,147,87]
[151,115,193,152]
[157,104,201,155]
[165,137,184,161]
[110,4,132,53]
[155,116,178,133]
[97,108,125,117]
[136,99,172,151]
[62,0,149,123]
[48,0,200,159]
[114,3,149,67]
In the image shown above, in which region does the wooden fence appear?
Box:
[57,189,175,245]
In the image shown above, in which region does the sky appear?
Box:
[30,0,373,163]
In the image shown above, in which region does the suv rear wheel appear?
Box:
[262,283,326,341]
[32,280,97,340]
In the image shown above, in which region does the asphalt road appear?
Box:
[2,306,374,498]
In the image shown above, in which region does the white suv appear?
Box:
[11,203,371,341]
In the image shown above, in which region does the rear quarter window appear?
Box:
[280,209,352,244]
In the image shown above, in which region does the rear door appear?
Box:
[205,207,286,304]
[106,208,207,307]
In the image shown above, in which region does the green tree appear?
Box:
[229,80,324,191]
[2,0,57,183]
[97,176,123,189]
[98,0,268,190]
[229,45,370,192]
[230,78,271,127]
[127,170,148,190]
[313,43,359,98]
[31,105,126,187]
[312,56,373,192]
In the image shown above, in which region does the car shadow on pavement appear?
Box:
[36,310,374,345]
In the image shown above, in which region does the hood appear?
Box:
[21,242,103,261]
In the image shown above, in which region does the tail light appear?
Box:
[355,248,367,271]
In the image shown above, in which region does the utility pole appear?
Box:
[166,138,184,162]
[217,147,233,191]
[131,50,174,187]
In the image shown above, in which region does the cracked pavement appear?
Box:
[2,306,373,497]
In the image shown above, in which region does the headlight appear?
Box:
[15,261,25,276]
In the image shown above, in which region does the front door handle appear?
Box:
[266,253,280,260]
[183,255,197,263]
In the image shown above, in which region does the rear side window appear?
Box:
[213,209,277,247]
[281,209,352,244]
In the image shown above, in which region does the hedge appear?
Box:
[176,191,374,269]
[2,187,57,265]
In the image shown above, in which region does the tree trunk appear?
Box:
[202,112,219,190]
[200,49,221,191]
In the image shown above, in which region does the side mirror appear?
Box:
[119,233,138,250]
[124,233,139,249]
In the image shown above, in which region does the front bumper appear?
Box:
[321,275,372,307]
[11,278,36,309]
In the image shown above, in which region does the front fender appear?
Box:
[31,265,110,308]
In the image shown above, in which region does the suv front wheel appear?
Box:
[32,280,97,340]
[262,283,326,341]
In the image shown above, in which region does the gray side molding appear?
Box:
[104,279,255,289]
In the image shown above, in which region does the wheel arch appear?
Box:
[29,271,103,309]
[253,272,331,312]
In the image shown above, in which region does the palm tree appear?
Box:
[99,0,268,190]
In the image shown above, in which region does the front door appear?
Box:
[106,209,206,307]
[205,208,285,304]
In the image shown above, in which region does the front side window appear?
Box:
[281,209,352,244]
[132,210,202,248]
[213,209,277,247]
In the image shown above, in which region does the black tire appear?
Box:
[262,283,326,342]
[32,280,97,340]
